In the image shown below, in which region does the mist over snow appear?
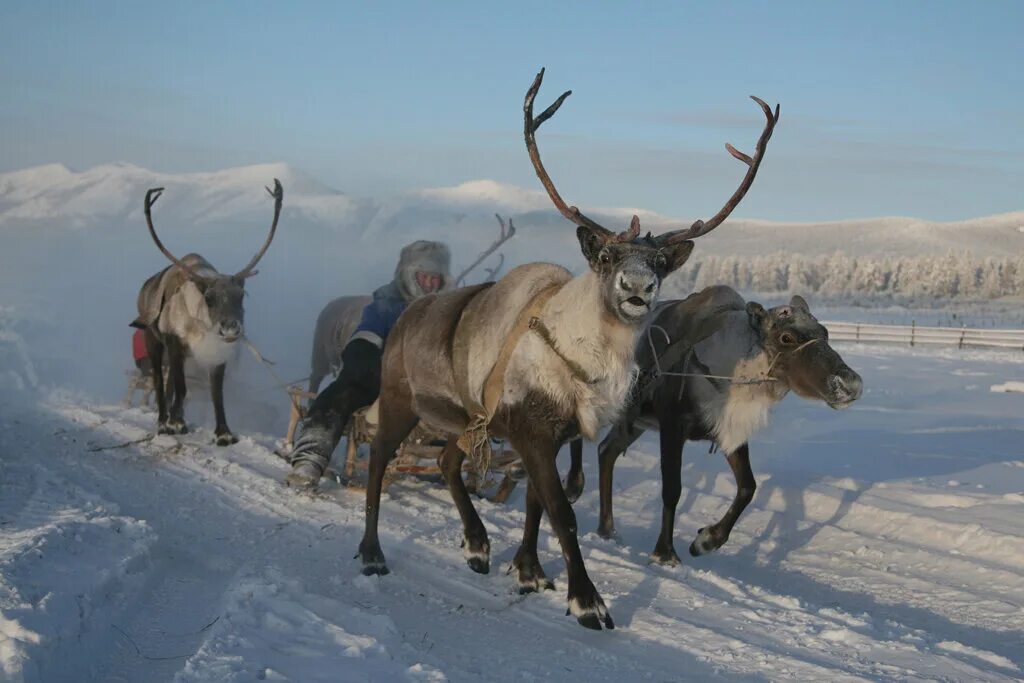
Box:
[1,161,1022,432]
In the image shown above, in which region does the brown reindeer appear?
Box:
[562,286,863,564]
[356,69,779,630]
[130,180,283,444]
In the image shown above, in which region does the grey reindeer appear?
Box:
[562,286,863,565]
[130,180,283,444]
[355,69,779,630]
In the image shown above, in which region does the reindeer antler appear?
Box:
[524,68,640,244]
[144,187,204,280]
[455,213,517,286]
[234,179,284,278]
[654,96,780,246]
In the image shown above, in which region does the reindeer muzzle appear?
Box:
[826,368,863,409]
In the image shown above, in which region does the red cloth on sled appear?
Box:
[132,328,148,361]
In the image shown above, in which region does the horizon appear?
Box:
[2,2,1022,224]
[3,158,1023,228]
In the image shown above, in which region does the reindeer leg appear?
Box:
[651,418,687,566]
[356,378,418,576]
[562,438,585,503]
[515,434,613,630]
[510,478,554,594]
[439,440,490,574]
[690,443,755,557]
[597,424,644,539]
[162,337,188,434]
[210,364,238,446]
[145,331,172,434]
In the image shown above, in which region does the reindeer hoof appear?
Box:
[650,545,682,567]
[517,576,555,595]
[568,595,614,630]
[158,420,187,435]
[462,538,491,574]
[215,432,239,447]
[467,556,490,574]
[596,523,618,541]
[563,473,585,503]
[689,527,724,557]
[357,543,389,576]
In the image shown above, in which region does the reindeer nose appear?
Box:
[833,367,863,402]
[618,271,657,297]
[221,321,242,339]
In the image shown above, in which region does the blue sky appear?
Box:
[2,1,1021,221]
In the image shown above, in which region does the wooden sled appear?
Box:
[281,385,524,503]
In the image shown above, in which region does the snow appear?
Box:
[990,381,1024,393]
[2,161,1024,681]
[3,309,1024,681]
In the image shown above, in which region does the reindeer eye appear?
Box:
[599,251,611,265]
[780,332,797,345]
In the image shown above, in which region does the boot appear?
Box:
[286,423,333,489]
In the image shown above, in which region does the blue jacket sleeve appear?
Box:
[349,286,406,349]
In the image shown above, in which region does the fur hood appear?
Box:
[394,240,452,301]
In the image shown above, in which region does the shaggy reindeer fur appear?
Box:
[564,286,863,565]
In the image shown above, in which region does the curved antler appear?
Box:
[144,187,203,280]
[454,213,517,287]
[524,68,640,244]
[654,96,780,246]
[235,179,284,278]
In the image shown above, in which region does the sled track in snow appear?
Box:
[1,390,1021,682]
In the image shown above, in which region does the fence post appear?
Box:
[959,325,966,349]
[911,320,915,347]
[856,322,860,341]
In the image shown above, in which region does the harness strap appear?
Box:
[454,283,563,458]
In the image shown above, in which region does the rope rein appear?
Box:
[241,336,305,415]
[644,324,819,387]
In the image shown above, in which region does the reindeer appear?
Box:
[306,214,515,396]
[355,69,779,630]
[562,286,863,564]
[130,180,283,444]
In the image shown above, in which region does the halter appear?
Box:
[643,324,820,387]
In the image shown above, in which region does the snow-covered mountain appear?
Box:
[3,162,1022,259]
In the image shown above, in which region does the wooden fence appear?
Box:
[823,321,1024,351]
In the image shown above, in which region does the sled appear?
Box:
[281,385,524,503]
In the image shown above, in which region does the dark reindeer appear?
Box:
[306,214,515,396]
[130,180,283,444]
[563,286,863,564]
[355,69,779,630]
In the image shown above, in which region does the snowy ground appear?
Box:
[3,328,1024,682]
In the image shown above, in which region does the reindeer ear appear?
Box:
[789,295,810,312]
[660,240,694,273]
[746,302,768,329]
[576,226,605,267]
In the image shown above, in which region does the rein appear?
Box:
[242,336,305,416]
[643,324,819,387]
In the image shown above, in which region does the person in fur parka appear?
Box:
[287,240,452,489]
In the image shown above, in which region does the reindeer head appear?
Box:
[524,69,780,326]
[747,296,863,409]
[143,180,284,343]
